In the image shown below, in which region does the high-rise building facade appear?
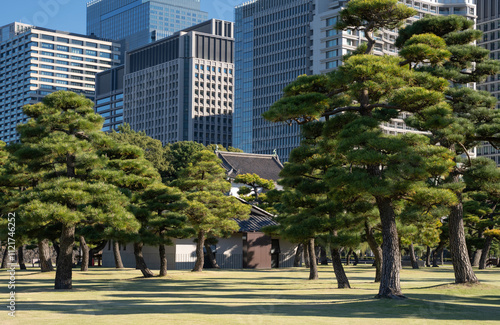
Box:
[234,0,313,158]
[476,0,500,165]
[0,22,121,143]
[86,0,208,51]
[95,65,125,132]
[234,0,476,161]
[123,19,235,147]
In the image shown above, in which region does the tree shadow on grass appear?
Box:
[20,294,500,321]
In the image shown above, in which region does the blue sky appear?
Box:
[0,0,240,35]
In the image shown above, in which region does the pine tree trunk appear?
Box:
[79,236,89,272]
[18,246,26,270]
[448,200,478,284]
[304,242,310,268]
[320,246,328,265]
[479,236,493,270]
[425,246,431,267]
[52,240,60,267]
[331,247,350,288]
[133,242,154,278]
[308,238,318,280]
[432,241,445,267]
[55,224,75,290]
[88,240,107,267]
[1,245,8,269]
[472,249,482,267]
[159,244,167,276]
[113,241,124,269]
[376,197,404,299]
[293,244,303,267]
[38,239,54,272]
[192,230,205,272]
[365,222,382,282]
[352,251,359,266]
[409,243,419,269]
[204,242,220,269]
[346,248,352,266]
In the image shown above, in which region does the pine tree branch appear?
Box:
[458,142,472,167]
[323,106,362,117]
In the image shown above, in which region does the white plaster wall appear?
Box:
[215,234,243,268]
[278,239,298,268]
[174,238,197,270]
[101,242,177,270]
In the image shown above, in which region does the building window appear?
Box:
[326,17,337,26]
[326,29,337,37]
[57,45,69,52]
[326,61,338,69]
[326,50,338,58]
[326,39,338,47]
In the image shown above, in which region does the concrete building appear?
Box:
[86,0,208,51]
[0,22,121,143]
[233,0,476,161]
[94,65,125,132]
[123,19,235,146]
[476,0,500,165]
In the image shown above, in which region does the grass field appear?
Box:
[1,264,499,324]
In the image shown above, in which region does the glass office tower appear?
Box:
[234,0,313,160]
[476,0,500,165]
[234,0,476,162]
[87,0,208,50]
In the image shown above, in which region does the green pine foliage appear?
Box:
[263,1,462,298]
[110,123,171,182]
[235,173,275,202]
[9,91,145,289]
[172,150,251,271]
[397,14,500,283]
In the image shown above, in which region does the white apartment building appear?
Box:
[0,22,121,143]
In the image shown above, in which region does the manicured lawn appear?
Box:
[2,264,500,324]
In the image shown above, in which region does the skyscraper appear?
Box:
[476,0,500,165]
[86,0,208,51]
[121,19,235,146]
[233,0,476,161]
[0,22,121,143]
[234,0,313,158]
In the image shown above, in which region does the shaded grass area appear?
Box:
[2,265,500,324]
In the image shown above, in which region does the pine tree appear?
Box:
[263,2,457,296]
[12,91,141,289]
[235,173,275,202]
[110,123,171,182]
[94,141,161,277]
[164,141,205,182]
[172,150,251,272]
[140,183,193,276]
[396,14,500,283]
[462,158,500,269]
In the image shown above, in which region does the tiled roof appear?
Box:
[234,198,278,232]
[216,151,283,181]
